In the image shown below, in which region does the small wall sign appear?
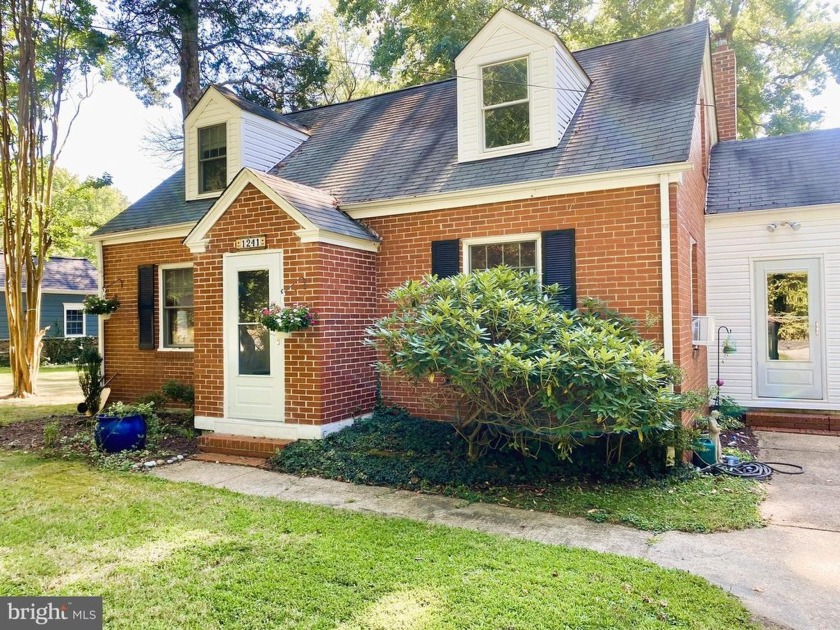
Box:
[235,236,266,250]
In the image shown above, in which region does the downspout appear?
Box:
[659,174,674,362]
[95,240,105,365]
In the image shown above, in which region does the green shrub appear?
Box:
[136,391,168,410]
[161,380,195,409]
[76,347,104,415]
[367,267,686,461]
[43,421,60,449]
[42,336,97,365]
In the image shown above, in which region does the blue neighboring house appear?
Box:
[0,257,99,340]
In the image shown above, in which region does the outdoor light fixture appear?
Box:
[766,220,801,232]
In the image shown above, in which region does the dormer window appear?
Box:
[198,123,227,194]
[482,57,530,150]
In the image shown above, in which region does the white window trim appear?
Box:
[63,303,86,338]
[462,232,542,278]
[198,122,227,195]
[159,263,195,352]
[480,56,532,154]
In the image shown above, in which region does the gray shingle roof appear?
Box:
[92,170,214,236]
[0,257,97,292]
[707,128,840,214]
[96,20,710,236]
[250,171,378,242]
[214,86,309,134]
[273,20,709,203]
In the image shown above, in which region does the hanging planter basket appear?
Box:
[722,338,737,354]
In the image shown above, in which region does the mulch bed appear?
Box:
[0,412,199,456]
[720,426,760,459]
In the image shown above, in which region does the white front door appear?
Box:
[755,258,823,399]
[224,251,284,421]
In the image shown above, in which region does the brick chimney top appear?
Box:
[711,39,737,141]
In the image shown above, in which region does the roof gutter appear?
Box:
[345,162,693,219]
[659,174,674,362]
[87,222,196,246]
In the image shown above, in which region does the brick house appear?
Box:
[91,10,730,441]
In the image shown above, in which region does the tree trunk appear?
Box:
[682,0,697,24]
[173,0,202,119]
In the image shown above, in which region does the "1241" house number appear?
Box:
[235,236,266,250]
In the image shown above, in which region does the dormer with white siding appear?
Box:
[455,9,590,163]
[184,86,309,201]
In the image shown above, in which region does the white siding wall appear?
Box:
[185,94,241,201]
[706,204,840,410]
[455,11,588,163]
[554,43,589,135]
[240,111,307,172]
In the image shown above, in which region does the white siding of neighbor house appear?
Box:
[706,204,840,410]
[240,111,308,173]
[455,10,588,163]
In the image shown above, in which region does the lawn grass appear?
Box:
[272,411,765,533]
[0,453,759,629]
[0,403,76,426]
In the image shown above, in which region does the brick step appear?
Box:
[192,453,269,468]
[198,433,294,459]
[746,411,840,434]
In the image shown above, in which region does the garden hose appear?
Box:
[699,461,804,480]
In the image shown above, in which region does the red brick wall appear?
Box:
[193,184,377,424]
[101,238,194,403]
[674,88,710,400]
[712,40,737,141]
[364,186,668,418]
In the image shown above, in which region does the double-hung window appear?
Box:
[198,123,227,194]
[63,304,85,338]
[464,234,541,278]
[482,57,530,150]
[161,266,194,349]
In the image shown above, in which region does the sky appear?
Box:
[60,8,840,203]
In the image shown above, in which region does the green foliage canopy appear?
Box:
[367,267,686,460]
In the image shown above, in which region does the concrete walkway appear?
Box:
[153,431,840,630]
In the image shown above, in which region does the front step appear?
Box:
[198,433,294,460]
[746,411,840,435]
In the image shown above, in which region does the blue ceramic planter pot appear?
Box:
[95,413,146,453]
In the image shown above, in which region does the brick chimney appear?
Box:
[712,38,737,141]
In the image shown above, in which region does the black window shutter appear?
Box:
[138,265,156,350]
[542,229,576,310]
[431,240,460,278]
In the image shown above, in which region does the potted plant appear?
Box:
[259,302,316,335]
[94,401,156,453]
[83,294,120,319]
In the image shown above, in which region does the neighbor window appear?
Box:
[63,304,85,338]
[198,123,227,193]
[482,57,530,150]
[162,266,194,349]
[468,238,538,273]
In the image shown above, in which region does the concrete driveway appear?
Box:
[154,430,840,629]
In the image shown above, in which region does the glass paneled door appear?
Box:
[223,251,284,421]
[755,258,823,399]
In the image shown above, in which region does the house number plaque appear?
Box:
[235,236,266,250]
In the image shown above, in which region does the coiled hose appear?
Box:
[700,461,804,480]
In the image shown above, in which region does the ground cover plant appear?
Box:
[367,268,687,461]
[272,409,765,533]
[0,453,760,629]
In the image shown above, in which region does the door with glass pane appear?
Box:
[755,258,823,399]
[223,251,284,421]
